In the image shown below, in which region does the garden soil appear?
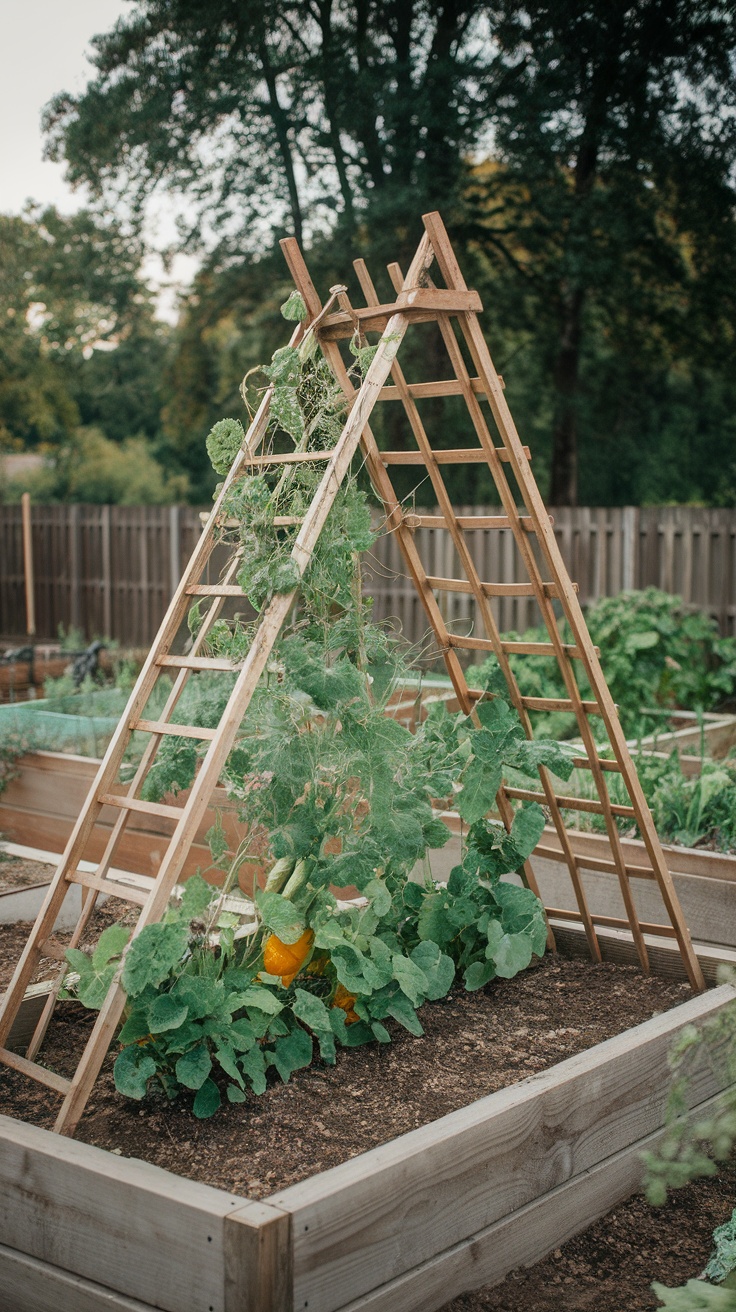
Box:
[1,881,731,1310]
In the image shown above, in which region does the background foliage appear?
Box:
[2,2,736,505]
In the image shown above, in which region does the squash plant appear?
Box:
[66,295,576,1117]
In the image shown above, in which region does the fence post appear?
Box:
[169,504,181,600]
[69,504,82,636]
[101,505,112,639]
[622,506,637,592]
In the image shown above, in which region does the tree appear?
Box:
[43,1,492,256]
[469,0,736,502]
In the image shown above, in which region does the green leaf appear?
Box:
[215,1042,244,1087]
[121,923,190,998]
[490,931,534,979]
[193,1078,221,1119]
[385,991,424,1036]
[227,1084,247,1104]
[511,738,577,782]
[92,923,131,971]
[271,1026,313,1082]
[457,757,501,825]
[331,943,370,995]
[392,954,429,1008]
[281,290,307,322]
[256,891,307,944]
[271,386,304,441]
[175,1043,212,1090]
[118,1008,152,1044]
[510,803,546,863]
[114,1046,156,1099]
[292,988,333,1034]
[238,986,284,1015]
[363,879,392,917]
[464,961,496,991]
[147,994,188,1033]
[371,1021,391,1043]
[409,941,455,1000]
[240,1046,268,1095]
[180,871,218,919]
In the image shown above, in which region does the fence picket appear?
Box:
[0,504,734,648]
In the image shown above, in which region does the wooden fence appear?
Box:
[1,503,735,648]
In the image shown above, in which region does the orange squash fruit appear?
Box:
[262,928,314,986]
[332,983,360,1025]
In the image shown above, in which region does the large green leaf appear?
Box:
[113,1046,156,1100]
[175,1043,212,1090]
[121,923,190,998]
[409,941,455,1001]
[256,891,307,944]
[490,931,534,979]
[193,1078,222,1119]
[147,993,188,1033]
[270,1026,313,1082]
[392,955,429,1008]
[457,757,501,825]
[510,803,546,863]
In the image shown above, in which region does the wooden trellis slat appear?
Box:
[0,213,705,1141]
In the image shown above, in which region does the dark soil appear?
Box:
[0,854,53,895]
[0,851,727,1311]
[2,939,689,1196]
[442,1164,736,1312]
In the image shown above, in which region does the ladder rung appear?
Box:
[379,376,503,400]
[98,794,184,823]
[382,446,530,466]
[570,755,622,773]
[547,908,677,938]
[132,720,218,741]
[404,514,534,531]
[427,577,572,600]
[68,871,152,906]
[241,451,334,467]
[318,289,483,340]
[519,696,601,714]
[504,786,635,818]
[0,1047,71,1095]
[534,844,655,881]
[448,636,591,658]
[186,584,246,597]
[214,515,303,528]
[157,655,238,672]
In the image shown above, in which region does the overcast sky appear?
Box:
[0,0,196,315]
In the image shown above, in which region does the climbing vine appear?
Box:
[67,294,576,1117]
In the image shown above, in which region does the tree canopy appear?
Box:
[2,1,735,505]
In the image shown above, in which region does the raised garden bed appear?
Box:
[1,979,733,1312]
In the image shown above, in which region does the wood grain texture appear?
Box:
[334,1085,732,1312]
[0,1114,259,1312]
[224,1202,292,1312]
[269,986,735,1312]
[0,1244,156,1312]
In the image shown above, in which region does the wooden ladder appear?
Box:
[0,213,705,1138]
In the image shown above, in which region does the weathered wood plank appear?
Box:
[270,986,735,1312]
[0,1243,156,1312]
[224,1202,292,1312]
[335,1085,731,1311]
[0,1114,259,1312]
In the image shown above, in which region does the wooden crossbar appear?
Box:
[0,210,704,1142]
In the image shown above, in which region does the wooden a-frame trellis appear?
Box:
[0,212,705,1138]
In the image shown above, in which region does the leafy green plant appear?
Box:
[475,590,736,743]
[63,298,574,1117]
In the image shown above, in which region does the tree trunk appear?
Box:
[549,287,584,505]
[259,40,303,243]
[318,0,356,226]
